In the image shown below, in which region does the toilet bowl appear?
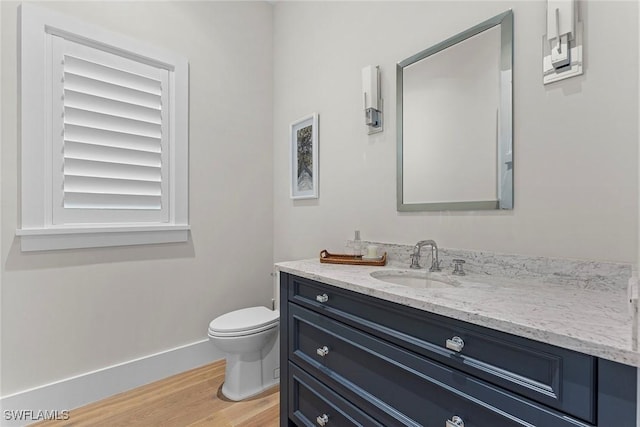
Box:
[208,306,279,401]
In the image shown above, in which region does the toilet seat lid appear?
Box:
[209,306,279,334]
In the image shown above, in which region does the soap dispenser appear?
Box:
[353,230,362,258]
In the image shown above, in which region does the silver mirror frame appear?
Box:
[397,10,513,212]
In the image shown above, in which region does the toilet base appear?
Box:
[221,376,278,401]
[218,331,280,401]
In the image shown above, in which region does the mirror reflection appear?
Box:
[397,10,513,211]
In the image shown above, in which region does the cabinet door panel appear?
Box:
[289,363,384,427]
[289,303,591,427]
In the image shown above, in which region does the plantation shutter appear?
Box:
[51,36,170,225]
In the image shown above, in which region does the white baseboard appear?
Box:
[0,339,221,427]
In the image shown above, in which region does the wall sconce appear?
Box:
[543,0,583,84]
[362,65,383,134]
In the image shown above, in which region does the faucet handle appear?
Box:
[452,259,466,276]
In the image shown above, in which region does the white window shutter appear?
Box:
[18,4,189,251]
[51,36,170,225]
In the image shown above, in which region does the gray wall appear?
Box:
[273,1,638,264]
[1,1,274,395]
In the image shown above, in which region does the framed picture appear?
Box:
[290,113,319,199]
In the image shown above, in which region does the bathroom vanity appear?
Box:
[277,254,638,427]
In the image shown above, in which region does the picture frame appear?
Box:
[290,113,319,200]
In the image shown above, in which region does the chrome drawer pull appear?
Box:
[316,413,329,426]
[446,415,464,427]
[316,294,329,303]
[446,336,465,352]
[316,346,329,357]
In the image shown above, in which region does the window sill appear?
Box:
[16,224,190,251]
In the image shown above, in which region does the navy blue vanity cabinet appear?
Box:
[279,272,638,427]
[288,365,384,427]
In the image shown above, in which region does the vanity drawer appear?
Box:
[289,303,592,427]
[288,363,383,427]
[287,274,596,423]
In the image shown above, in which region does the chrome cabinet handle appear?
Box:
[316,346,329,357]
[446,336,465,352]
[316,294,329,303]
[446,415,464,427]
[316,414,329,426]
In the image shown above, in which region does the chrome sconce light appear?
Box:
[543,0,583,84]
[362,65,383,134]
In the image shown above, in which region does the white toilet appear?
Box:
[208,306,280,401]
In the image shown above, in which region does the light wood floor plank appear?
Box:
[234,404,279,427]
[30,360,279,427]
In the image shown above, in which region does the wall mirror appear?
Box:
[397,10,513,211]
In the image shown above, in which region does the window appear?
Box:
[17,4,189,251]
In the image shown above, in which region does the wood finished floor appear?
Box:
[31,360,279,427]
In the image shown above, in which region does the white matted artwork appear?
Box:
[290,113,319,200]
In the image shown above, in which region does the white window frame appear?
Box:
[17,4,189,251]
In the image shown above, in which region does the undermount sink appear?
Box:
[370,270,459,289]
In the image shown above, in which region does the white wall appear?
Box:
[273,1,639,264]
[1,1,273,395]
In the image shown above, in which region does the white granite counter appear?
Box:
[276,257,639,367]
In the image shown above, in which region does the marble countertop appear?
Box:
[276,258,639,367]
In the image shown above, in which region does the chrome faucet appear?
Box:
[410,240,441,271]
